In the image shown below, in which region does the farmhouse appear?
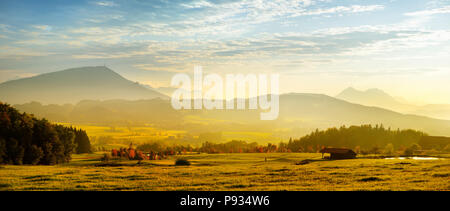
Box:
[320,148,356,160]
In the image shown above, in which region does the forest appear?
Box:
[0,102,91,165]
[107,125,441,159]
[286,125,428,153]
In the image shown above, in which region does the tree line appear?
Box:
[286,124,426,153]
[0,102,91,165]
[108,142,186,162]
[147,125,429,154]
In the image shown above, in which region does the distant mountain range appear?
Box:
[0,66,168,104]
[336,87,450,120]
[336,87,416,112]
[3,66,450,137]
[412,104,450,120]
[12,93,450,137]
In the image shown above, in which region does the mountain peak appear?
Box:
[336,87,415,113]
[339,87,359,94]
[48,66,125,79]
[0,66,167,104]
[338,87,389,97]
[365,88,387,95]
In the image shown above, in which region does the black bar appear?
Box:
[0,191,446,209]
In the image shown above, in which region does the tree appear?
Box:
[404,143,421,156]
[0,138,5,163]
[0,102,91,165]
[444,144,450,152]
[286,124,426,152]
[74,129,91,154]
[24,145,44,165]
[384,143,394,155]
[135,151,145,164]
[6,138,24,165]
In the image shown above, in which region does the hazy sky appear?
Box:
[1,0,450,104]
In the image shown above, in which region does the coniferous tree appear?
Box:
[74,129,91,154]
[0,102,91,165]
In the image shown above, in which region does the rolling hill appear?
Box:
[335,87,450,120]
[4,67,450,137]
[412,104,450,120]
[335,87,416,112]
[0,66,168,104]
[12,93,450,137]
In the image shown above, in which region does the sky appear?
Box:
[0,0,450,104]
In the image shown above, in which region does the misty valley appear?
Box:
[0,66,449,191]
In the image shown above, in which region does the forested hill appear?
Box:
[286,125,427,153]
[0,102,91,165]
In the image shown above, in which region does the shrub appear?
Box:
[101,153,111,162]
[404,143,422,156]
[444,144,450,152]
[175,158,190,166]
[358,177,384,182]
[384,143,394,155]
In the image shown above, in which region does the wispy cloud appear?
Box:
[94,1,118,7]
[1,0,450,102]
[405,5,450,16]
[291,5,384,17]
[0,69,37,82]
[32,25,52,31]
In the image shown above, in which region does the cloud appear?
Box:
[405,5,450,16]
[0,46,54,59]
[284,68,442,77]
[342,30,450,56]
[173,1,385,36]
[0,69,37,82]
[0,24,11,32]
[94,1,118,7]
[291,5,385,17]
[32,25,52,31]
[1,0,449,82]
[180,0,214,9]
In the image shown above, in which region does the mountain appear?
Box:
[277,93,450,136]
[0,66,168,104]
[335,87,450,120]
[140,85,183,97]
[13,93,450,137]
[336,87,416,113]
[155,87,179,96]
[412,104,450,120]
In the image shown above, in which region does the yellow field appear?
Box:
[58,123,185,140]
[56,123,283,150]
[0,153,448,191]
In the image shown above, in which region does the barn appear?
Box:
[320,148,356,160]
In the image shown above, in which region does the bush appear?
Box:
[444,144,450,152]
[101,153,111,162]
[404,143,422,156]
[384,143,394,155]
[175,158,190,166]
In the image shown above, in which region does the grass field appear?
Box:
[0,153,449,191]
[56,123,285,151]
